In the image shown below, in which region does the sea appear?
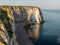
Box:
[31,10,60,45]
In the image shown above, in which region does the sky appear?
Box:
[0,0,60,9]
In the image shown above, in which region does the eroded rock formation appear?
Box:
[0,6,15,45]
[11,6,43,24]
[0,6,44,24]
[0,6,43,45]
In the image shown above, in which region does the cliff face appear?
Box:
[0,6,43,45]
[12,6,43,24]
[0,7,15,45]
[0,6,43,24]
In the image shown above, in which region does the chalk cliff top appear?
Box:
[0,6,40,9]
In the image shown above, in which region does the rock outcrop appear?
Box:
[0,6,15,45]
[0,6,43,23]
[11,6,44,24]
[0,6,43,45]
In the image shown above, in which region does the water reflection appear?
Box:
[24,23,44,40]
[28,24,40,39]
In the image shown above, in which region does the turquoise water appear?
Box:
[32,10,60,45]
